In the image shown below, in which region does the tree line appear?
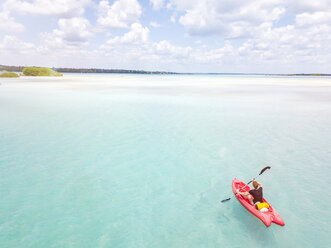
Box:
[0,65,176,74]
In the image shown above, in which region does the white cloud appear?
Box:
[0,11,25,32]
[1,0,330,73]
[0,35,34,53]
[57,18,93,42]
[105,23,149,46]
[169,0,331,38]
[295,11,331,27]
[4,0,91,18]
[237,22,331,67]
[150,21,161,28]
[172,0,286,38]
[170,15,176,23]
[40,17,93,49]
[97,0,142,28]
[288,0,331,13]
[160,0,330,72]
[99,23,196,69]
[150,0,165,10]
[154,40,191,55]
[189,41,235,64]
[98,10,331,73]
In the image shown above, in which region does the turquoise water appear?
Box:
[0,75,331,247]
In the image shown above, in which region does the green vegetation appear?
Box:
[0,71,20,77]
[22,67,63,76]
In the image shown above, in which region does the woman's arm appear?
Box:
[236,189,250,196]
[253,179,263,188]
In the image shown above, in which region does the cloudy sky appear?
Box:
[0,0,330,73]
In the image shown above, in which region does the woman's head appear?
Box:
[253,181,259,189]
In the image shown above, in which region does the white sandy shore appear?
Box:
[1,74,331,87]
[1,74,331,100]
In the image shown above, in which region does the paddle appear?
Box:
[221,166,271,203]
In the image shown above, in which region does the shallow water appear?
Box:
[0,75,331,247]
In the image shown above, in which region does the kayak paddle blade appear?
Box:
[221,198,231,203]
[259,166,271,175]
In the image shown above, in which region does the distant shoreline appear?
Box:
[0,65,176,75]
[0,64,330,76]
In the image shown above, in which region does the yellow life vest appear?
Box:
[256,202,269,210]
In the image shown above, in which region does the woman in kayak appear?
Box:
[236,180,263,206]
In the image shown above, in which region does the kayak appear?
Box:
[232,178,285,227]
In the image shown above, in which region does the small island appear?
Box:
[22,67,63,76]
[0,71,20,77]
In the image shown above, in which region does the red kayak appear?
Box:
[232,178,285,227]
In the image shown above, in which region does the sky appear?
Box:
[0,0,330,73]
